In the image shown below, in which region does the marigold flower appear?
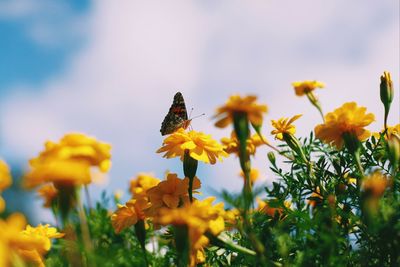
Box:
[154,197,225,267]
[0,160,12,213]
[157,129,228,164]
[111,198,151,234]
[221,132,265,156]
[257,198,291,217]
[292,80,325,96]
[308,187,323,208]
[373,124,400,140]
[315,102,375,149]
[37,184,58,208]
[214,95,268,128]
[24,133,111,188]
[129,173,160,200]
[18,224,64,266]
[362,172,390,198]
[239,168,260,184]
[271,114,302,140]
[0,213,63,267]
[146,173,201,215]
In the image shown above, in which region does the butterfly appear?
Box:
[160,92,192,136]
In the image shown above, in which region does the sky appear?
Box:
[0,0,399,222]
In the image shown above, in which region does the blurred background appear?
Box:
[0,0,399,223]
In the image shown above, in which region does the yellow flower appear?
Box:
[24,133,111,188]
[292,80,325,96]
[315,102,375,149]
[0,160,12,213]
[111,198,151,234]
[129,173,160,200]
[146,173,201,215]
[38,133,112,171]
[214,95,268,128]
[18,224,64,267]
[221,132,265,156]
[37,184,58,208]
[157,129,228,164]
[239,168,260,184]
[0,213,62,267]
[373,124,400,140]
[271,114,302,140]
[362,172,390,198]
[154,197,225,267]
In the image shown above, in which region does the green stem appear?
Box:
[206,232,256,256]
[76,189,94,258]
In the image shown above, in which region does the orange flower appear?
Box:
[214,95,268,128]
[362,172,390,198]
[315,102,375,149]
[221,132,265,156]
[292,80,325,96]
[24,133,112,188]
[129,173,160,200]
[157,129,228,164]
[153,197,225,267]
[271,114,302,140]
[146,173,201,214]
[111,198,151,234]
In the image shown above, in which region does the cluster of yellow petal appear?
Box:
[157,129,228,164]
[37,184,58,208]
[111,198,151,234]
[146,173,201,215]
[129,173,160,200]
[221,132,264,156]
[0,160,12,213]
[373,124,400,140]
[271,114,302,140]
[154,197,225,267]
[24,133,112,188]
[214,95,268,128]
[292,80,325,96]
[0,213,63,267]
[239,168,260,184]
[315,102,375,149]
[362,172,390,198]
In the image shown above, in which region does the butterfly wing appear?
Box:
[160,92,188,136]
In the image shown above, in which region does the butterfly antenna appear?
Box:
[188,107,194,119]
[191,113,206,120]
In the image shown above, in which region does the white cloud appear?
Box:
[0,0,398,204]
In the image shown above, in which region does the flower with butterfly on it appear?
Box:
[157,128,228,164]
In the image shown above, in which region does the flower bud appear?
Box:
[380,71,394,129]
[387,133,400,169]
[380,71,394,109]
[183,150,198,202]
[282,133,308,163]
[267,151,276,166]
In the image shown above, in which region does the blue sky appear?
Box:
[0,0,399,222]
